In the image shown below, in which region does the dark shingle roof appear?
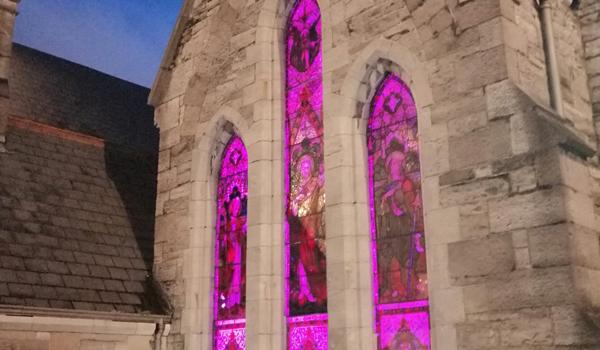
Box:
[9,43,158,152]
[0,123,164,314]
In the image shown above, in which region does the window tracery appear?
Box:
[368,74,431,350]
[214,135,248,350]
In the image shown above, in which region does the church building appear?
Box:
[0,0,599,349]
[149,0,600,349]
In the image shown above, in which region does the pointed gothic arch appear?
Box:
[367,73,431,349]
[213,135,248,350]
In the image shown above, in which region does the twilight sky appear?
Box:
[14,0,183,88]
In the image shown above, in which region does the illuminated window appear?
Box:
[285,0,328,348]
[214,135,248,350]
[368,74,431,350]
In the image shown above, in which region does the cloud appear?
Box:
[14,0,181,87]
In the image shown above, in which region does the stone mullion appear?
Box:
[245,23,285,346]
[323,85,376,350]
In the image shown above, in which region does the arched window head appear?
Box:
[214,135,248,350]
[285,0,328,348]
[368,74,431,349]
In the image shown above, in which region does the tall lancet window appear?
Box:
[285,0,327,348]
[368,74,431,349]
[214,135,248,350]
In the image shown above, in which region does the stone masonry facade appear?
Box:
[579,0,600,148]
[150,0,600,349]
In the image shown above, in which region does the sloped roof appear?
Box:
[9,44,158,152]
[0,121,164,314]
[0,44,167,315]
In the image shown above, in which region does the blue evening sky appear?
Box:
[14,0,183,87]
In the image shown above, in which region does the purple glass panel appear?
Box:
[378,302,430,350]
[214,135,248,350]
[285,0,327,344]
[215,321,246,350]
[288,315,328,350]
[368,74,430,348]
[285,0,322,91]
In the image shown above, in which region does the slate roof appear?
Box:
[0,44,165,314]
[0,124,164,313]
[9,43,158,152]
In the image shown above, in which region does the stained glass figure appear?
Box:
[214,136,248,350]
[285,0,327,347]
[368,74,430,349]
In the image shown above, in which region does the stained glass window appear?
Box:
[214,135,248,350]
[285,0,327,348]
[368,74,430,349]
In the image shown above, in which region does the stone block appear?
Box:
[569,224,600,270]
[552,305,600,346]
[411,0,445,27]
[447,111,488,137]
[560,152,592,195]
[489,187,565,232]
[430,88,487,124]
[564,187,596,231]
[430,287,465,326]
[455,45,508,92]
[508,166,537,193]
[448,119,512,169]
[459,202,489,240]
[462,283,489,314]
[487,266,574,310]
[448,234,515,278]
[440,177,509,207]
[157,167,178,194]
[456,322,500,349]
[478,17,503,52]
[155,97,181,132]
[485,79,532,119]
[49,333,81,350]
[420,137,450,177]
[439,168,475,187]
[498,308,553,346]
[425,206,461,245]
[80,340,117,350]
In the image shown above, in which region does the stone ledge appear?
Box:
[533,104,597,159]
[0,304,169,325]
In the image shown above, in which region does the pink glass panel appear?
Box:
[287,315,328,350]
[378,303,430,350]
[368,74,430,349]
[214,135,247,350]
[215,322,246,350]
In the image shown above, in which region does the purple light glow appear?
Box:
[214,135,248,350]
[287,315,328,350]
[215,325,246,350]
[368,74,430,349]
[378,306,430,350]
[285,0,327,347]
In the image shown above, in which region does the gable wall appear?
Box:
[152,0,600,348]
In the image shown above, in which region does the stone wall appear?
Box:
[0,0,19,153]
[552,0,594,138]
[0,313,161,350]
[579,0,600,148]
[150,0,600,348]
